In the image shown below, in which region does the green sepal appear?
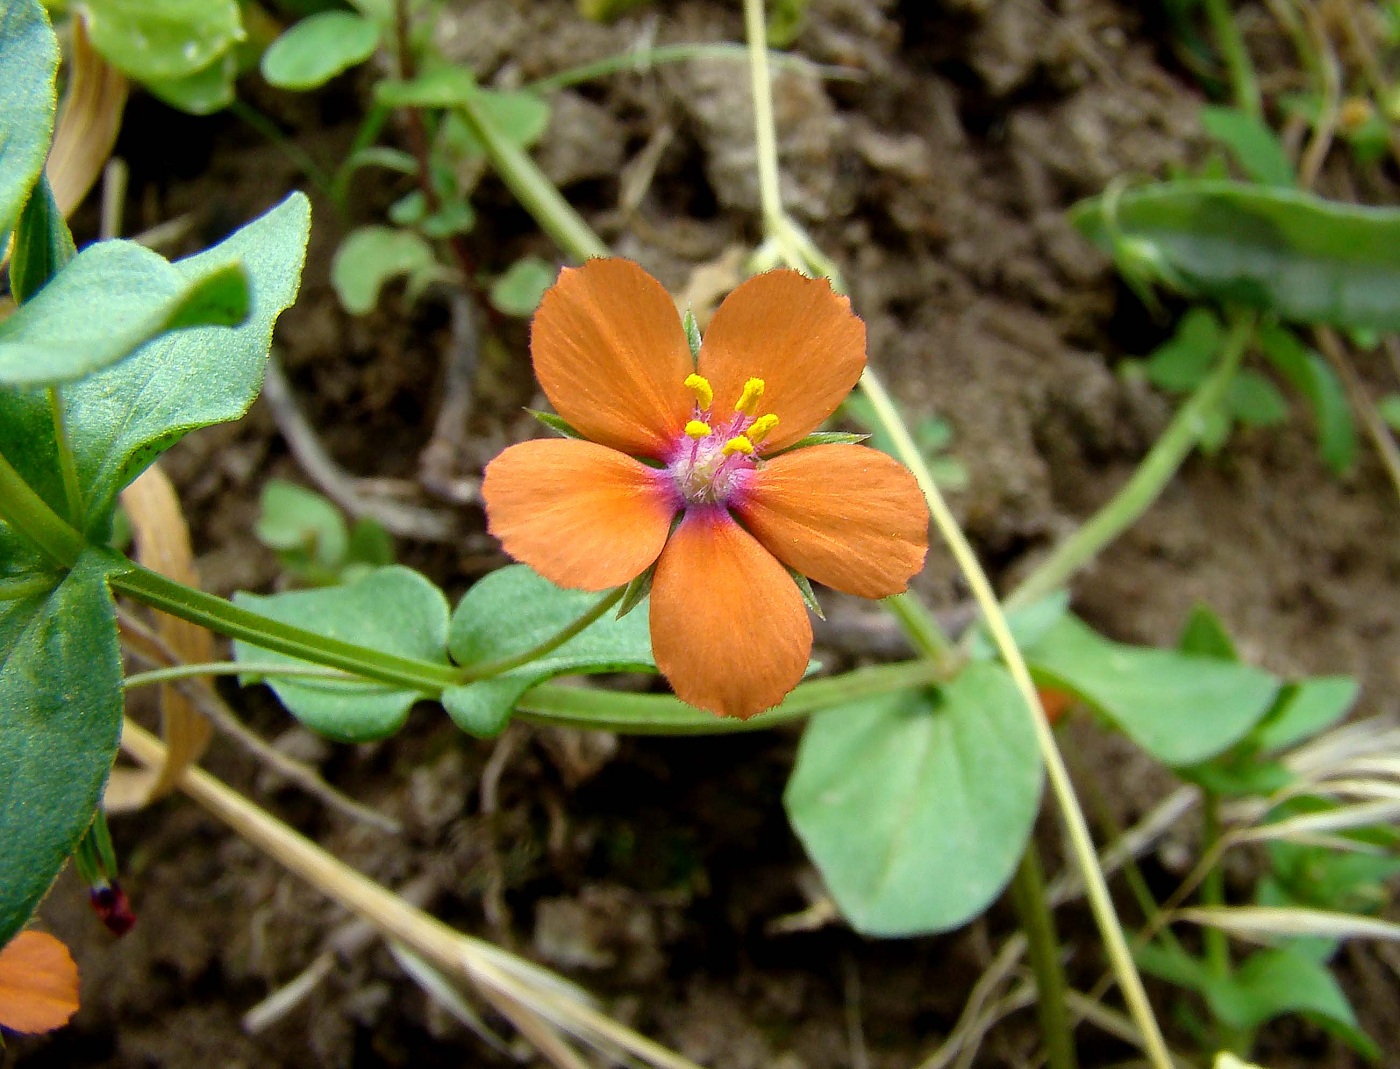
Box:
[789,567,825,620]
[615,567,653,620]
[682,307,702,361]
[527,409,586,439]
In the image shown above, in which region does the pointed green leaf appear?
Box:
[233,567,450,742]
[1253,676,1358,754]
[1258,324,1357,475]
[10,174,75,304]
[261,11,379,90]
[489,256,556,317]
[0,551,123,945]
[785,663,1043,936]
[1072,180,1400,332]
[0,0,58,243]
[1200,106,1296,188]
[1024,615,1279,765]
[1178,603,1239,660]
[1144,307,1222,392]
[443,565,655,737]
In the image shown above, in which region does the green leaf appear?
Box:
[489,256,556,317]
[1200,106,1297,188]
[1178,603,1238,661]
[0,551,123,945]
[60,194,309,535]
[0,0,58,243]
[1203,948,1378,1059]
[1252,676,1358,754]
[785,663,1043,936]
[144,51,238,116]
[379,70,551,154]
[1144,307,1221,392]
[527,409,586,439]
[1023,615,1279,765]
[1258,324,1357,475]
[0,239,250,386]
[260,10,379,90]
[331,225,446,314]
[255,479,349,577]
[443,565,655,737]
[81,0,244,82]
[233,567,450,741]
[10,174,76,304]
[1227,369,1290,427]
[1072,180,1400,333]
[777,430,869,451]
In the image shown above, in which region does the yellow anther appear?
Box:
[721,435,754,457]
[684,373,713,410]
[735,377,766,416]
[685,420,711,438]
[746,413,779,445]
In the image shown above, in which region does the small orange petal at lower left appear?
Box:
[0,931,80,1035]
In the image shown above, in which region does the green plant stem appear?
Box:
[1203,0,1262,117]
[108,564,461,693]
[122,661,361,690]
[884,591,960,675]
[1006,312,1254,612]
[1009,845,1079,1069]
[229,100,335,198]
[46,388,83,524]
[517,657,943,734]
[1201,790,1231,977]
[461,586,625,680]
[0,448,87,567]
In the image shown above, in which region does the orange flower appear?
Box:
[482,259,930,719]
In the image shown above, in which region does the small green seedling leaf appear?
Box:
[144,51,238,115]
[443,565,656,737]
[233,567,451,741]
[80,0,244,82]
[1200,105,1297,188]
[1227,369,1290,427]
[379,69,552,156]
[1144,307,1221,392]
[331,226,447,314]
[261,10,379,90]
[1023,615,1279,765]
[10,175,76,304]
[0,0,58,243]
[342,146,418,177]
[786,663,1043,936]
[1258,324,1357,475]
[682,308,702,360]
[0,241,250,386]
[1178,603,1238,660]
[0,551,123,946]
[256,479,350,579]
[489,256,556,317]
[1073,180,1400,333]
[1252,676,1359,754]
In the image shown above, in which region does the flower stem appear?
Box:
[108,563,461,692]
[883,591,961,676]
[1009,844,1079,1069]
[47,387,84,524]
[0,447,87,568]
[122,661,361,690]
[1005,311,1254,612]
[460,586,626,680]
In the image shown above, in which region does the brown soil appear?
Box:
[11,1,1400,1067]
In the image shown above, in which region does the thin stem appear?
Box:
[461,586,625,681]
[743,0,784,229]
[1201,791,1231,977]
[858,367,1172,1069]
[1006,312,1255,612]
[517,658,943,734]
[0,448,87,567]
[526,43,862,94]
[1009,846,1078,1069]
[884,591,961,676]
[109,564,461,693]
[123,661,362,690]
[1203,0,1262,117]
[228,100,335,197]
[47,388,83,524]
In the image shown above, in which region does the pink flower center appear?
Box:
[666,374,778,506]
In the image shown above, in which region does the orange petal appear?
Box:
[483,438,678,591]
[735,444,928,598]
[0,931,79,1035]
[532,258,696,458]
[650,508,812,719]
[697,270,865,451]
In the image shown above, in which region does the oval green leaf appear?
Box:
[233,567,451,742]
[1072,180,1400,333]
[331,226,445,314]
[0,551,123,945]
[261,11,379,91]
[0,0,58,242]
[785,663,1043,937]
[1024,615,1280,765]
[80,0,243,82]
